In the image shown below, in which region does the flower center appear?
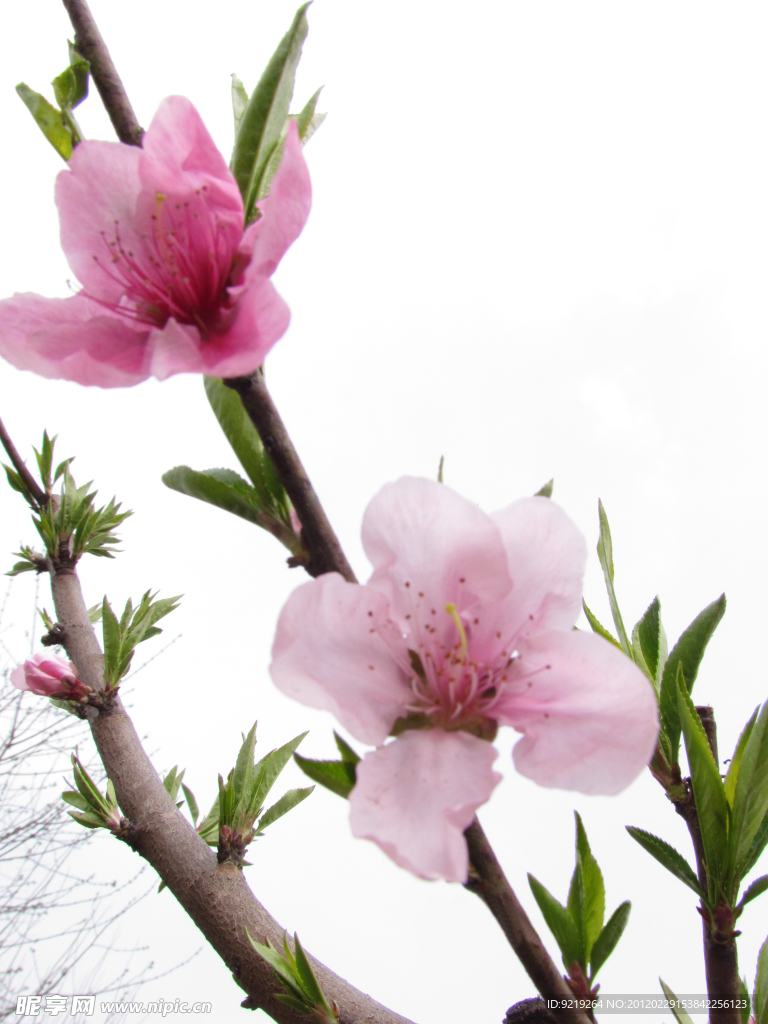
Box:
[87,188,238,335]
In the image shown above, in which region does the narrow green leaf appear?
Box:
[181,784,199,826]
[589,901,631,981]
[726,709,760,809]
[573,813,605,962]
[231,74,248,136]
[739,977,751,1024]
[101,597,120,684]
[633,596,664,686]
[659,979,695,1024]
[196,795,220,844]
[234,722,258,806]
[534,479,553,498]
[596,500,631,655]
[293,934,325,1006]
[61,790,89,811]
[16,83,73,160]
[258,786,313,831]
[231,4,311,221]
[582,599,622,650]
[737,875,768,912]
[334,732,360,765]
[293,754,356,798]
[659,595,726,765]
[625,827,705,898]
[730,701,768,886]
[202,377,278,500]
[740,810,768,880]
[528,874,583,969]
[754,935,768,1024]
[250,732,308,811]
[52,51,89,110]
[677,675,729,892]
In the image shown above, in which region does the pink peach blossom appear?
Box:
[0,97,311,386]
[271,477,659,882]
[10,651,89,700]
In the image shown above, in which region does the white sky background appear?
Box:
[1,1,767,1022]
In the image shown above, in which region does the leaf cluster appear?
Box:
[100,591,180,691]
[528,813,631,985]
[61,754,122,832]
[294,731,360,798]
[16,42,89,160]
[247,931,339,1022]
[163,378,304,560]
[5,432,130,575]
[190,725,313,863]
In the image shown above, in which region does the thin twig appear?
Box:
[464,818,591,1024]
[61,0,144,146]
[0,415,46,507]
[226,369,357,582]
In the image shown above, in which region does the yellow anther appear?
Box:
[445,603,468,660]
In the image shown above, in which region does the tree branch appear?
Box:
[50,564,414,1024]
[61,0,144,146]
[0,415,46,508]
[225,370,357,582]
[463,819,591,1024]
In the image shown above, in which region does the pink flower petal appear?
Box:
[491,496,587,641]
[56,139,143,302]
[270,573,413,745]
[362,477,512,640]
[495,629,659,795]
[349,729,501,882]
[0,293,149,386]
[246,121,312,278]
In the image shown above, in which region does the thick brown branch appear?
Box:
[61,0,144,146]
[50,566,412,1024]
[0,415,46,507]
[464,819,590,1024]
[226,370,357,582]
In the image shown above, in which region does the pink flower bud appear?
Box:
[10,652,88,700]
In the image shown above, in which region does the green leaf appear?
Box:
[739,977,752,1024]
[729,701,768,888]
[677,674,729,893]
[250,732,308,812]
[571,813,605,963]
[528,874,582,970]
[633,596,667,687]
[231,74,249,136]
[101,597,121,686]
[196,795,220,845]
[737,875,768,912]
[659,595,726,765]
[231,4,311,222]
[659,979,695,1024]
[293,753,356,798]
[534,479,553,498]
[589,901,631,981]
[740,810,768,879]
[334,732,360,764]
[233,722,258,809]
[293,934,325,1006]
[257,786,313,831]
[725,708,760,808]
[596,500,631,655]
[162,465,271,526]
[61,790,89,811]
[181,784,199,826]
[295,87,326,144]
[52,54,89,111]
[625,827,705,898]
[754,935,768,1024]
[582,599,622,650]
[16,83,73,160]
